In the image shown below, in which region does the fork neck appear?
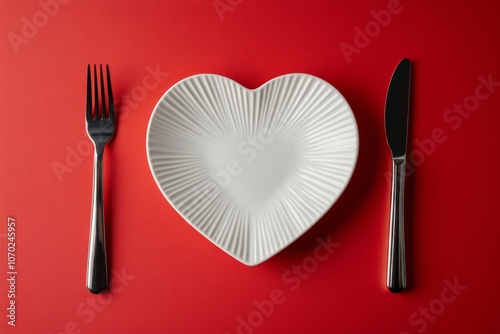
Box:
[93,143,106,157]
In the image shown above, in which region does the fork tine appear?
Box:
[93,64,99,119]
[86,64,92,121]
[106,65,115,123]
[100,65,107,119]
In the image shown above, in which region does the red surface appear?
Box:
[1,0,499,333]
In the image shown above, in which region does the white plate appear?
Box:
[146,73,358,265]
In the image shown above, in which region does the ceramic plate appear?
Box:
[146,73,358,265]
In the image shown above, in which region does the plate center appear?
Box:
[205,132,300,209]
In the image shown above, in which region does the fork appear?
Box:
[85,64,115,294]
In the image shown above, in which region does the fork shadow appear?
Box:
[101,86,125,281]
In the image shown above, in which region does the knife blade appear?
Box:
[385,58,411,293]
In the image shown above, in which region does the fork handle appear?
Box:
[86,149,108,294]
[387,158,407,292]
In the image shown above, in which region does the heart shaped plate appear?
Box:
[146,74,358,265]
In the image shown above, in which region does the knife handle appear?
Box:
[387,158,407,292]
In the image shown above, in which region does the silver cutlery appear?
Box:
[385,58,411,293]
[85,64,115,294]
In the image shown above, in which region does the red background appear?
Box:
[1,0,499,333]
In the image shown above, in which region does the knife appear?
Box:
[385,58,411,293]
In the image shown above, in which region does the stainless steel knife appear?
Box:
[385,58,411,293]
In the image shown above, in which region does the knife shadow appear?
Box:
[404,160,416,291]
[403,64,417,292]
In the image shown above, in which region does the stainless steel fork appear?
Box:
[86,64,115,294]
